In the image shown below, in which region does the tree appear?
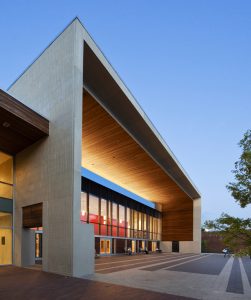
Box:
[204,130,251,256]
[204,213,251,257]
[226,130,251,208]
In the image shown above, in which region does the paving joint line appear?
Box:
[163,254,213,271]
[95,253,174,266]
[96,254,203,272]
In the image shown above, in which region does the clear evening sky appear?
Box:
[1,1,250,222]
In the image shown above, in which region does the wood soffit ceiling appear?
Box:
[82,92,192,205]
[83,43,200,200]
[0,89,49,155]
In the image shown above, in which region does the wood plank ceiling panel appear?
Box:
[82,92,193,241]
[0,89,49,154]
[82,92,191,205]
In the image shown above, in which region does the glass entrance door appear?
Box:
[100,239,111,255]
[131,240,136,253]
[35,231,42,263]
[0,212,12,265]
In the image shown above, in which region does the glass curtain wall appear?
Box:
[0,151,13,265]
[81,191,161,240]
[0,212,12,264]
[0,152,13,200]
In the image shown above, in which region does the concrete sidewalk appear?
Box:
[90,253,251,300]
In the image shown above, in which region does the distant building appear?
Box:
[201,231,225,253]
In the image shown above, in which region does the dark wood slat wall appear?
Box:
[23,203,42,228]
[0,89,49,154]
[116,239,126,253]
[0,90,49,133]
[95,237,100,254]
[162,197,193,241]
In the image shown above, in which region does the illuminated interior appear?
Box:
[0,151,13,265]
[0,152,13,200]
[82,92,192,205]
[81,191,161,240]
[0,212,12,265]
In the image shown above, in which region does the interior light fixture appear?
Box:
[2,122,10,128]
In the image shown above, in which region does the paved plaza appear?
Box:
[0,253,251,299]
[92,252,251,300]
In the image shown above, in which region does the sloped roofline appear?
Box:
[7,16,201,199]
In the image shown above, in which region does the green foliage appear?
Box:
[201,239,208,253]
[226,130,251,207]
[204,213,251,256]
[205,130,251,256]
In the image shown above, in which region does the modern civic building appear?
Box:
[0,18,201,277]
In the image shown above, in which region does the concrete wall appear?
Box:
[21,229,35,266]
[8,19,91,276]
[160,241,172,252]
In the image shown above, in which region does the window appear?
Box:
[80,192,87,222]
[143,214,147,231]
[0,212,12,265]
[149,216,153,240]
[112,203,118,236]
[118,205,125,237]
[79,189,162,241]
[119,205,125,227]
[138,212,142,230]
[100,199,107,235]
[126,207,130,237]
[0,152,13,200]
[107,201,112,236]
[112,203,118,226]
[158,218,162,240]
[89,194,99,235]
[100,199,107,225]
[153,218,158,240]
[89,194,99,223]
[133,210,138,230]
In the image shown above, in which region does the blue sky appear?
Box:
[0,1,250,221]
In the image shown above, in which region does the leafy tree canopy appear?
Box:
[226,130,251,207]
[204,130,251,257]
[204,213,251,256]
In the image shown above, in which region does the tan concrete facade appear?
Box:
[9,20,94,277]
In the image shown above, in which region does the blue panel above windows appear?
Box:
[0,198,13,213]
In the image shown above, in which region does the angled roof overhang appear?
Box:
[82,41,201,203]
[0,89,49,154]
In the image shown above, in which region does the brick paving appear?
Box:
[0,266,195,300]
[1,254,251,299]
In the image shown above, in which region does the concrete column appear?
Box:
[73,223,94,276]
[21,229,35,266]
[9,19,93,276]
[160,241,172,252]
